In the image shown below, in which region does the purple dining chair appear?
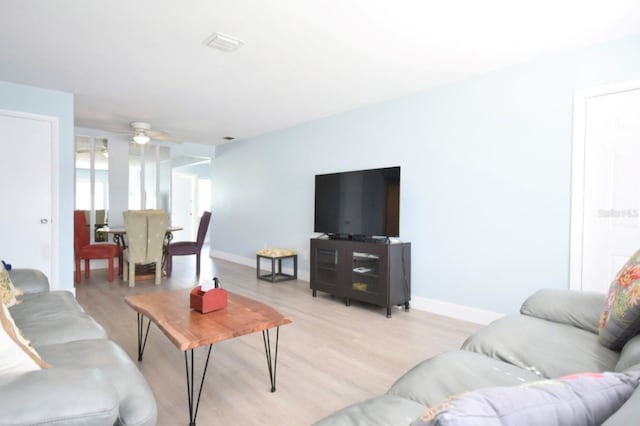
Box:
[166,211,211,277]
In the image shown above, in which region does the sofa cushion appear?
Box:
[9,291,86,321]
[599,248,640,350]
[387,350,541,407]
[0,368,119,426]
[18,311,108,347]
[38,339,157,426]
[520,288,605,334]
[313,395,426,426]
[8,290,107,347]
[411,371,640,426]
[7,268,50,294]
[461,315,619,378]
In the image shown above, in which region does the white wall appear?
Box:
[211,34,640,316]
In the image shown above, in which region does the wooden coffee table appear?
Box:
[125,288,292,426]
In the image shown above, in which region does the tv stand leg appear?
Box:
[312,289,316,297]
[386,306,392,318]
[345,297,350,307]
[404,302,410,312]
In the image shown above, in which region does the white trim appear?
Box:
[211,250,254,267]
[210,250,310,282]
[49,117,60,291]
[569,78,640,290]
[0,109,59,289]
[569,90,587,290]
[410,295,503,325]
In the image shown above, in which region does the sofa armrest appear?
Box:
[0,368,118,426]
[520,289,606,334]
[8,268,50,294]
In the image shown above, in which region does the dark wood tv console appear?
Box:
[310,238,411,317]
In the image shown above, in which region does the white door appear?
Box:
[570,81,640,292]
[171,173,196,241]
[0,112,53,278]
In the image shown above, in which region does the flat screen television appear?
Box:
[314,166,400,238]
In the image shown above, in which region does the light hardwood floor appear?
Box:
[75,252,481,426]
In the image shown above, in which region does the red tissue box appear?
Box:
[190,285,228,314]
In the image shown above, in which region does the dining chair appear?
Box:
[73,210,122,283]
[123,209,169,287]
[165,211,211,277]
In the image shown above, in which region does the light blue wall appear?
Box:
[212,34,640,315]
[0,80,74,290]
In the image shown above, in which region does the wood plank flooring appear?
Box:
[75,252,481,426]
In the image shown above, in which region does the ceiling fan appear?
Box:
[127,121,181,144]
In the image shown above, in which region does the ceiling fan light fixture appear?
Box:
[133,132,150,144]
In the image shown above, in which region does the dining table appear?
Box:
[97,225,183,278]
[96,225,183,248]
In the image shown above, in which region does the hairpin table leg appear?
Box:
[184,345,213,426]
[262,327,280,392]
[137,313,152,362]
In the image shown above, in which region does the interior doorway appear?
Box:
[171,157,211,242]
[570,79,640,292]
[172,173,196,241]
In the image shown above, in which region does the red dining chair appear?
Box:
[74,210,122,283]
[165,211,211,277]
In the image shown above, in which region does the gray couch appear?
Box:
[0,268,157,426]
[315,289,640,425]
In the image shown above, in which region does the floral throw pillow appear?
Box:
[599,249,640,350]
[0,262,23,307]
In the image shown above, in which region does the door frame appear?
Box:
[569,78,640,290]
[0,109,59,287]
[172,172,197,240]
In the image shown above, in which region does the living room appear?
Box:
[2,1,640,425]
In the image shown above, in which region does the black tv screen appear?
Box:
[314,166,400,238]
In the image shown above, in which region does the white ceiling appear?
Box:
[1,0,640,145]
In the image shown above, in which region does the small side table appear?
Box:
[256,248,298,282]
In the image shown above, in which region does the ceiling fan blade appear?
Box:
[98,126,134,135]
[147,129,182,143]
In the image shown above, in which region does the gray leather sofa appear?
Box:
[0,268,157,426]
[315,289,640,425]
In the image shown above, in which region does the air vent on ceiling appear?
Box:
[222,136,235,141]
[203,32,244,52]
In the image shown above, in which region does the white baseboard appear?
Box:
[211,250,254,268]
[410,295,504,325]
[210,250,310,282]
[210,250,499,325]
